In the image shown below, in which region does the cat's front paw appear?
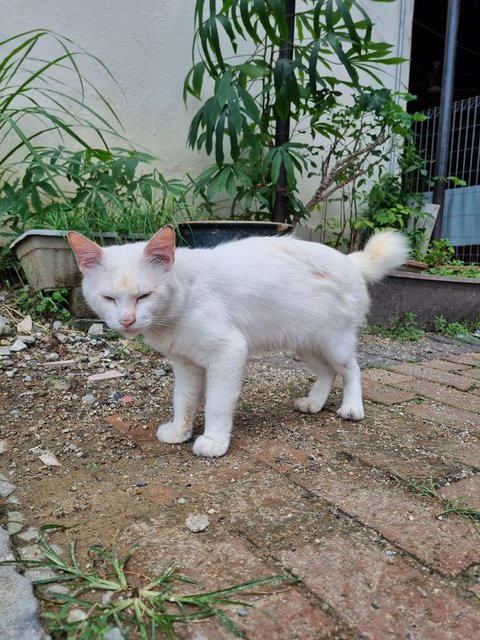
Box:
[336,404,364,421]
[294,397,322,414]
[156,422,192,444]
[193,435,229,458]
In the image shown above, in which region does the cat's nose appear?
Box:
[119,315,136,328]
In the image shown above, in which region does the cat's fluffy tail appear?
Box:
[348,231,410,283]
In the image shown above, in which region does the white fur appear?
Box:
[75,230,408,457]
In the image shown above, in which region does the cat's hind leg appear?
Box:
[294,351,336,414]
[322,335,364,420]
[156,357,204,444]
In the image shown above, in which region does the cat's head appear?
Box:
[68,227,175,337]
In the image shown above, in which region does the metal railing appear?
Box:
[412,95,480,262]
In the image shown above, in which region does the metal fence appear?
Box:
[412,96,480,263]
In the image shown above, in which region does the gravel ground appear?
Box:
[1,288,479,638]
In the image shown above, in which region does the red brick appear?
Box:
[446,353,480,366]
[456,367,480,381]
[440,475,480,510]
[389,363,475,391]
[392,378,480,413]
[404,401,480,431]
[281,536,480,639]
[121,525,337,639]
[361,380,417,405]
[362,369,410,385]
[420,359,473,372]
[236,440,311,474]
[353,448,458,480]
[418,438,480,471]
[295,468,480,576]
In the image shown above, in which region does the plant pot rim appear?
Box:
[179,220,292,230]
[10,229,148,251]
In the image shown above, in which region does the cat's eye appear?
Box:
[103,295,115,302]
[136,292,152,301]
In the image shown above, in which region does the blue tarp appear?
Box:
[424,186,480,246]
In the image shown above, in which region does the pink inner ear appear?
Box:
[67,232,103,271]
[144,227,175,266]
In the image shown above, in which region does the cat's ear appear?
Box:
[67,232,103,273]
[144,226,175,267]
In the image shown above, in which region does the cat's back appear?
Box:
[203,233,351,275]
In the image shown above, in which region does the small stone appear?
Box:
[186,514,209,533]
[1,478,16,497]
[120,395,134,404]
[23,375,32,383]
[39,452,62,467]
[16,315,33,334]
[20,335,36,345]
[177,498,186,505]
[154,368,167,378]
[16,528,38,543]
[67,608,88,623]
[45,352,60,361]
[0,346,10,356]
[136,480,148,487]
[52,320,63,331]
[103,627,125,640]
[10,339,27,352]
[88,370,125,382]
[5,369,16,379]
[88,323,104,336]
[82,394,95,404]
[51,378,71,391]
[0,316,9,335]
[7,521,23,535]
[7,511,24,524]
[0,440,7,454]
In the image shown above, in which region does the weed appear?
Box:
[368,312,424,342]
[103,330,123,341]
[395,473,480,535]
[15,287,71,322]
[133,336,153,355]
[1,525,290,639]
[434,316,471,338]
[396,473,441,499]
[439,499,480,532]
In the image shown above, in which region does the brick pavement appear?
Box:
[104,350,480,638]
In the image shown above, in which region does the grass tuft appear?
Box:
[0,524,291,639]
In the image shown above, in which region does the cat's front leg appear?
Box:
[193,342,248,457]
[156,357,204,444]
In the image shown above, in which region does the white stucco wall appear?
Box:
[3,0,414,208]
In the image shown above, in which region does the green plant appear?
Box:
[434,316,471,338]
[439,498,480,533]
[0,30,121,206]
[423,239,456,268]
[394,473,480,536]
[369,312,424,342]
[0,30,194,244]
[309,90,429,251]
[396,473,441,499]
[0,524,289,639]
[185,0,403,223]
[15,287,71,321]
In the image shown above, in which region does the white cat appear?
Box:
[68,227,408,457]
